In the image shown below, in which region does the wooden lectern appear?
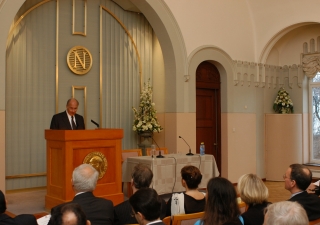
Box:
[44,129,124,210]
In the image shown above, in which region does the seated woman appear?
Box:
[166,165,205,216]
[195,177,243,225]
[237,174,271,225]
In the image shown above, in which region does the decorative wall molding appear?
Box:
[302,54,320,79]
[233,60,303,88]
[301,36,320,79]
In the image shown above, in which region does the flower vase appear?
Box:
[138,131,153,156]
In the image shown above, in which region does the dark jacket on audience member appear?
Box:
[166,192,205,216]
[114,198,167,225]
[51,192,114,225]
[0,213,37,225]
[288,191,320,221]
[241,202,270,225]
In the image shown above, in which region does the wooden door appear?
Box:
[196,61,221,173]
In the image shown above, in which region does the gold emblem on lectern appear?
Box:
[67,46,92,75]
[83,152,107,179]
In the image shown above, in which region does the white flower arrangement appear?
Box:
[132,80,163,134]
[273,87,294,114]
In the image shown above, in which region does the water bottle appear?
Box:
[200,142,205,155]
[151,144,156,159]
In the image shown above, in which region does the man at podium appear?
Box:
[50,98,85,130]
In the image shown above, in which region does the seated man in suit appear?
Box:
[50,98,85,130]
[129,188,165,225]
[50,164,114,225]
[284,163,320,221]
[0,190,37,225]
[49,203,90,225]
[114,164,166,225]
[264,201,308,225]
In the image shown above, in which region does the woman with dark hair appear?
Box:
[195,177,243,225]
[166,165,205,216]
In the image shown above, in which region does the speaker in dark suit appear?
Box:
[50,98,85,130]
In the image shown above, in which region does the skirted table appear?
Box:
[122,153,219,195]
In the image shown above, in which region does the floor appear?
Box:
[5,181,290,215]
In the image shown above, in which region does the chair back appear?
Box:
[172,212,204,225]
[238,201,247,213]
[162,216,171,225]
[146,147,168,156]
[121,149,142,162]
[310,218,320,225]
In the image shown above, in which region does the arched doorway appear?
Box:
[196,61,221,173]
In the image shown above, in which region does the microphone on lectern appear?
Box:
[179,136,194,156]
[91,119,99,128]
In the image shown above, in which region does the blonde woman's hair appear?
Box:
[237,173,269,205]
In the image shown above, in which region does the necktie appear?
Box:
[71,116,77,130]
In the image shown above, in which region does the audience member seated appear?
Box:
[284,163,320,221]
[237,173,271,225]
[263,201,308,225]
[129,188,165,225]
[51,164,114,225]
[49,202,90,225]
[114,164,166,225]
[194,177,243,225]
[0,190,37,225]
[166,165,205,216]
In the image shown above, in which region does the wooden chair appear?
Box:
[121,149,142,197]
[310,218,320,225]
[238,201,247,213]
[146,147,168,156]
[121,149,142,163]
[162,216,171,225]
[172,212,204,225]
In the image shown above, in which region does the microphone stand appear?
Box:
[179,136,194,156]
[152,137,165,158]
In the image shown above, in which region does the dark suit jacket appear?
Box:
[0,213,37,225]
[114,198,167,225]
[289,191,320,221]
[241,202,270,225]
[50,111,85,130]
[51,192,113,225]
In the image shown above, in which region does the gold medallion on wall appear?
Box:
[67,46,92,75]
[83,152,108,179]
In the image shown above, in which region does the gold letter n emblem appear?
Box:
[67,46,92,75]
